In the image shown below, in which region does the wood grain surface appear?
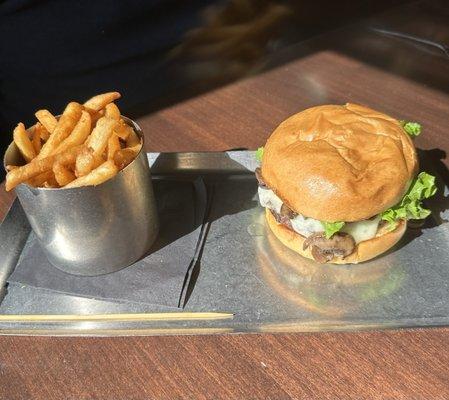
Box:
[1,330,448,400]
[1,1,449,399]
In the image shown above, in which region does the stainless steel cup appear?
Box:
[3,117,159,276]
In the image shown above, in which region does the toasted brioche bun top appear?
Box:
[261,103,418,222]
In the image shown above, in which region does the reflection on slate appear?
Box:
[8,179,207,308]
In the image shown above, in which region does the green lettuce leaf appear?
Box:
[381,172,437,225]
[400,120,421,137]
[321,221,345,239]
[255,147,264,162]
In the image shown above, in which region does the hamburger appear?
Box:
[256,103,436,264]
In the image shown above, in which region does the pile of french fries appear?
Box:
[5,92,142,191]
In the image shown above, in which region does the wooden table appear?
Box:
[1,1,449,398]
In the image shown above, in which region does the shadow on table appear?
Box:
[146,151,259,306]
[419,148,449,228]
[363,148,449,257]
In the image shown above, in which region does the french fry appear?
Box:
[6,92,133,190]
[86,117,117,156]
[84,92,121,112]
[38,102,82,159]
[28,171,55,188]
[56,145,84,166]
[53,162,76,186]
[5,145,83,191]
[41,129,50,141]
[44,174,59,188]
[113,120,133,140]
[107,134,121,159]
[37,123,51,141]
[105,103,120,120]
[125,128,141,147]
[114,122,132,141]
[46,172,59,187]
[90,109,105,126]
[54,110,91,154]
[75,147,103,177]
[35,110,57,135]
[75,147,94,177]
[91,153,105,170]
[32,124,43,155]
[65,160,118,188]
[113,145,140,170]
[13,123,36,162]
[43,180,58,188]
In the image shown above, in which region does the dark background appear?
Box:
[0,0,409,157]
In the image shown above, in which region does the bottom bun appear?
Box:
[265,209,406,264]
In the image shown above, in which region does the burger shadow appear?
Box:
[384,148,449,255]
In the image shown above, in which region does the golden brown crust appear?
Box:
[261,104,418,222]
[265,208,406,264]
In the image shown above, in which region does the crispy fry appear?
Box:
[56,145,84,166]
[107,134,121,159]
[65,160,118,188]
[32,124,43,155]
[90,109,105,126]
[38,102,82,159]
[37,124,51,141]
[41,129,50,141]
[54,110,91,154]
[28,171,55,187]
[113,120,133,140]
[13,123,36,162]
[113,145,140,170]
[43,180,58,188]
[5,145,83,191]
[41,129,50,142]
[86,117,117,156]
[113,149,134,170]
[75,147,103,177]
[53,162,76,186]
[6,92,132,191]
[44,174,59,188]
[75,147,94,177]
[128,143,142,153]
[35,110,57,135]
[84,92,121,112]
[105,103,120,120]
[125,128,141,147]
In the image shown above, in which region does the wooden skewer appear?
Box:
[0,312,233,322]
[0,327,233,336]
